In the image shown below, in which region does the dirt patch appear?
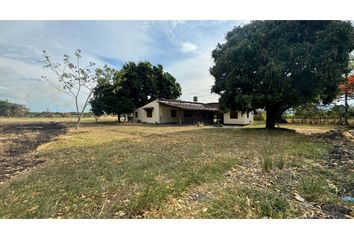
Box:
[312,130,354,185]
[295,128,354,177]
[321,203,352,219]
[0,122,67,182]
[297,128,354,218]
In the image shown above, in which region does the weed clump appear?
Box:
[299,176,331,202]
[262,156,273,172]
[275,155,285,169]
[262,154,286,172]
[205,187,290,218]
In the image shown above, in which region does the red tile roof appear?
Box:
[158,99,220,112]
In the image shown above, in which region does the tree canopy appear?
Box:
[293,102,354,119]
[339,74,354,95]
[0,100,29,117]
[210,21,354,128]
[118,62,181,108]
[90,61,181,120]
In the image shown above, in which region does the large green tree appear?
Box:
[151,64,182,100]
[90,65,135,121]
[119,61,181,108]
[210,21,354,129]
[90,61,181,121]
[0,100,29,117]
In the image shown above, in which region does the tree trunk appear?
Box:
[76,115,81,130]
[265,106,283,129]
[266,112,276,129]
[75,98,80,130]
[178,109,182,125]
[118,114,121,122]
[344,92,348,125]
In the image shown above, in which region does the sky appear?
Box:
[0,20,248,112]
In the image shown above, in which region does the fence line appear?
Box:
[286,117,354,125]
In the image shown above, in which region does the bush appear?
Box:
[0,100,29,117]
[63,112,72,118]
[254,110,266,121]
[40,112,54,118]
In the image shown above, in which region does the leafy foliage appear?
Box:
[210,21,354,128]
[118,62,181,108]
[294,103,354,118]
[90,65,134,120]
[339,75,354,95]
[294,103,327,118]
[90,62,181,119]
[0,100,29,117]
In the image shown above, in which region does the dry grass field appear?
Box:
[0,118,353,218]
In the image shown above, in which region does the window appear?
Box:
[135,112,138,118]
[146,109,152,118]
[184,110,193,118]
[247,112,249,118]
[230,111,238,119]
[171,109,177,118]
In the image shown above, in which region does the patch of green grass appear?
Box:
[205,187,290,218]
[299,176,333,202]
[275,155,285,169]
[114,184,172,218]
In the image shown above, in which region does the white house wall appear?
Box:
[223,111,254,125]
[133,99,254,125]
[158,104,181,123]
[133,99,160,124]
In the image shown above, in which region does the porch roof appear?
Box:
[158,99,220,112]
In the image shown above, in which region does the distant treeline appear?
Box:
[0,100,96,118]
[253,103,354,125]
[292,104,354,118]
[288,103,354,125]
[28,112,93,118]
[0,100,29,117]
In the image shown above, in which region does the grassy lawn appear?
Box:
[0,116,117,124]
[0,120,352,218]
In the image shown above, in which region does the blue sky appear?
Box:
[0,20,247,112]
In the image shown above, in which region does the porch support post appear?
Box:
[179,109,182,125]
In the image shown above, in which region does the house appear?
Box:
[133,98,254,125]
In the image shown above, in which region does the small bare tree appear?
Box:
[42,49,97,129]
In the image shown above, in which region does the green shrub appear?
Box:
[254,111,266,121]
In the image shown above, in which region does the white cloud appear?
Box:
[0,20,243,111]
[166,52,219,103]
[0,54,75,111]
[0,21,156,63]
[181,42,197,53]
[0,21,157,112]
